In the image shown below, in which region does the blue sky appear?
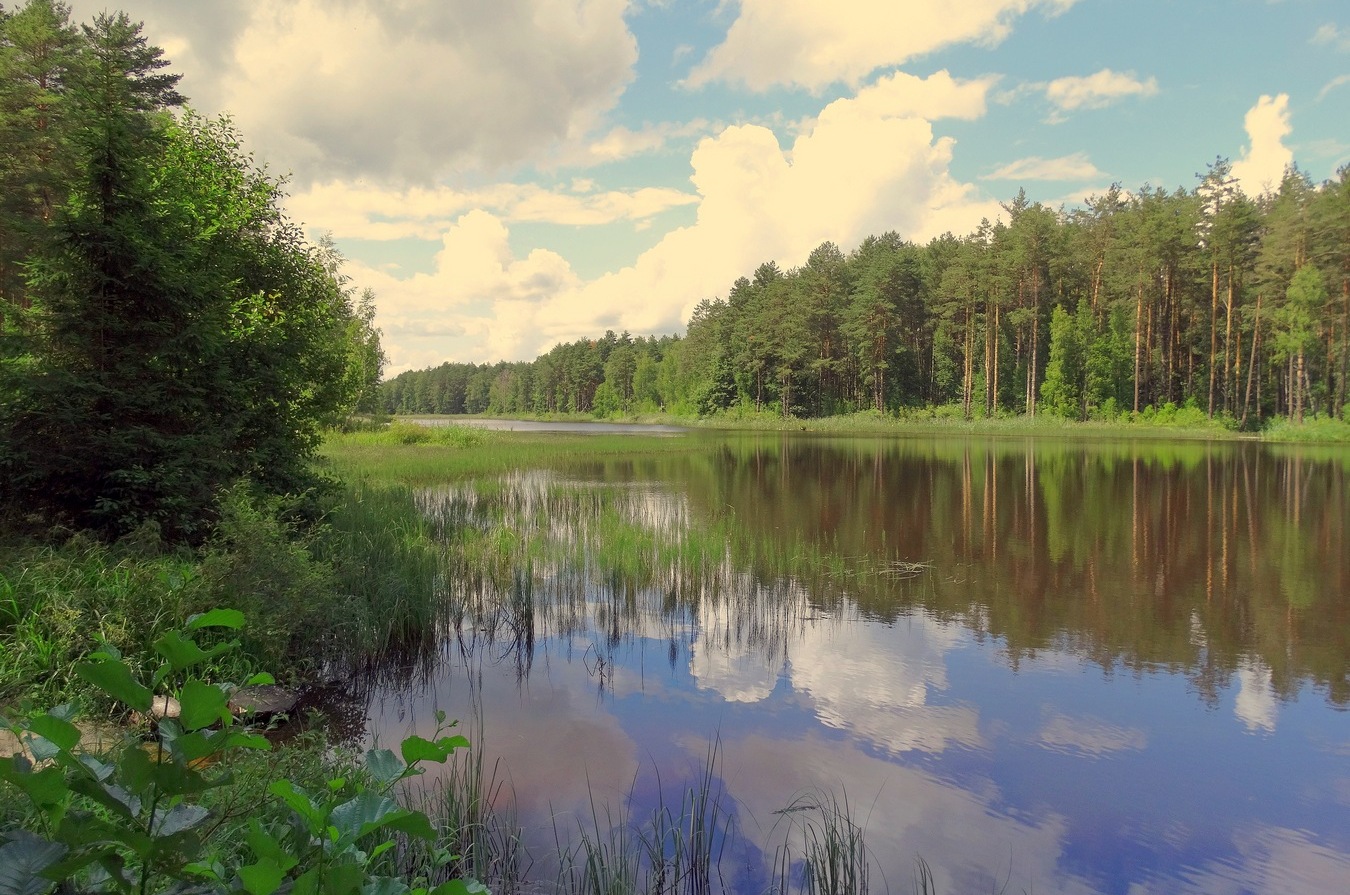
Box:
[69,0,1350,373]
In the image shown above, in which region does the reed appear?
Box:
[772,790,875,895]
[556,742,732,895]
[318,477,448,660]
[403,714,528,891]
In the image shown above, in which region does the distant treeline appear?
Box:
[385,160,1350,426]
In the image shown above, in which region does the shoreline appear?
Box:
[387,409,1350,445]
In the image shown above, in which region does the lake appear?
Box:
[359,432,1349,894]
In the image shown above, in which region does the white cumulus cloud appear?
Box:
[1311,23,1350,52]
[349,210,583,370]
[72,0,638,185]
[357,69,1003,369]
[685,0,1077,92]
[986,152,1104,181]
[288,181,698,242]
[1043,68,1159,115]
[1231,94,1293,197]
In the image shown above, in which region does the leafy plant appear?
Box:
[0,610,484,895]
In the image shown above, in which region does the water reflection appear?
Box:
[359,435,1349,894]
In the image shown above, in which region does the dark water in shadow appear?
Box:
[363,435,1350,894]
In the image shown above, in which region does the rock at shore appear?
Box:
[228,685,298,718]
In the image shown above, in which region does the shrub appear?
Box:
[0,611,484,895]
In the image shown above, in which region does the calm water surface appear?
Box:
[364,434,1349,894]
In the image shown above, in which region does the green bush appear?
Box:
[0,611,484,895]
[196,485,355,680]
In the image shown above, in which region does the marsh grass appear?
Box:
[400,714,528,891]
[0,474,465,707]
[321,428,702,489]
[772,790,876,895]
[318,478,448,658]
[557,742,732,895]
[1260,413,1350,443]
[0,530,204,706]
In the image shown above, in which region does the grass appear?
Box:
[0,531,214,707]
[400,401,1350,443]
[1259,413,1350,443]
[400,714,527,891]
[555,741,733,895]
[773,790,875,895]
[0,475,461,709]
[320,427,705,489]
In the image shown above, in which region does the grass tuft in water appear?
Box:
[773,789,876,895]
[556,741,733,895]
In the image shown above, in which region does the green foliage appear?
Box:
[1261,413,1350,443]
[195,485,350,677]
[0,531,205,707]
[337,421,487,449]
[381,159,1350,434]
[0,611,267,894]
[1040,305,1084,419]
[0,612,483,895]
[0,9,383,543]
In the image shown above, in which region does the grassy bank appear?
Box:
[322,421,703,487]
[0,479,449,710]
[394,403,1350,443]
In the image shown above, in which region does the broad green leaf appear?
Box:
[25,716,80,752]
[166,727,265,764]
[268,780,325,829]
[429,880,489,895]
[186,609,245,631]
[379,810,437,842]
[400,734,468,767]
[47,705,78,723]
[245,672,277,686]
[147,828,207,867]
[0,761,67,810]
[164,730,210,763]
[23,736,60,764]
[328,791,407,845]
[54,812,150,861]
[290,868,320,895]
[67,776,140,821]
[364,748,404,785]
[75,753,114,783]
[116,745,155,795]
[203,727,270,756]
[238,860,287,895]
[151,803,211,837]
[87,641,122,662]
[243,821,298,872]
[152,630,239,676]
[145,759,219,798]
[178,680,229,731]
[32,845,116,887]
[0,831,65,895]
[322,863,367,895]
[362,876,410,895]
[75,660,151,713]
